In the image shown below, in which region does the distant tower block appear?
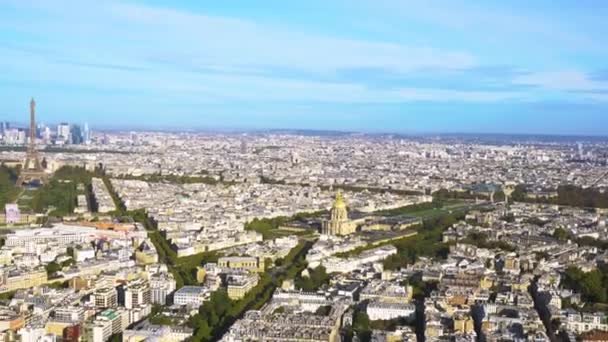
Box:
[17,98,48,187]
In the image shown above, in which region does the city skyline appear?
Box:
[1,1,608,135]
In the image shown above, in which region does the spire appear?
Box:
[333,190,346,209]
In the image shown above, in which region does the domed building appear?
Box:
[322,191,358,236]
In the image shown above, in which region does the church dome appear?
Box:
[333,191,347,209]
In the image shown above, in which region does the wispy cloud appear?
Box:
[395,88,523,102]
[514,70,608,93]
[0,0,520,105]
[2,0,476,73]
[371,0,606,53]
[1,0,608,132]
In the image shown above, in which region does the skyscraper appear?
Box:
[71,124,83,144]
[83,122,91,144]
[43,126,52,143]
[57,123,70,143]
[130,131,138,145]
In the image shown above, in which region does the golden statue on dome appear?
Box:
[322,190,357,236]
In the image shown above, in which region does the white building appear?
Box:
[123,325,193,342]
[18,327,54,342]
[4,226,95,248]
[92,178,116,213]
[92,287,118,309]
[57,123,71,142]
[562,311,608,334]
[173,286,208,307]
[124,281,151,310]
[75,194,89,214]
[150,274,176,305]
[322,245,397,274]
[54,306,86,323]
[92,319,113,342]
[74,247,96,262]
[272,290,331,313]
[366,301,416,321]
[92,309,128,342]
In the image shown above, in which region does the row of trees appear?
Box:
[555,185,608,208]
[0,165,20,209]
[319,184,422,196]
[113,194,317,341]
[31,179,78,216]
[188,241,313,341]
[30,166,101,216]
[434,183,608,211]
[116,173,221,186]
[104,182,217,289]
[433,185,533,204]
[96,170,318,341]
[260,176,424,196]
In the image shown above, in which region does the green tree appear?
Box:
[553,228,571,241]
[0,165,20,209]
[60,258,75,268]
[108,333,122,342]
[193,320,212,341]
[564,267,608,304]
[581,270,606,303]
[295,266,330,291]
[353,310,371,342]
[45,262,61,275]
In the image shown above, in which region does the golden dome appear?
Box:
[333,191,347,209]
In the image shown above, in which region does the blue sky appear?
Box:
[1,0,608,134]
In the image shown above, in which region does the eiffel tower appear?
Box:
[17,98,47,187]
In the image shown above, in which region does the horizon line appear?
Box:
[3,119,608,140]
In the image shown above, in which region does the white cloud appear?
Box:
[1,0,595,105]
[395,88,522,102]
[1,0,476,74]
[514,70,608,92]
[372,0,605,53]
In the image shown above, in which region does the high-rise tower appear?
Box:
[17,98,48,186]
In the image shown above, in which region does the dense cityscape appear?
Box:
[1,99,608,342]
